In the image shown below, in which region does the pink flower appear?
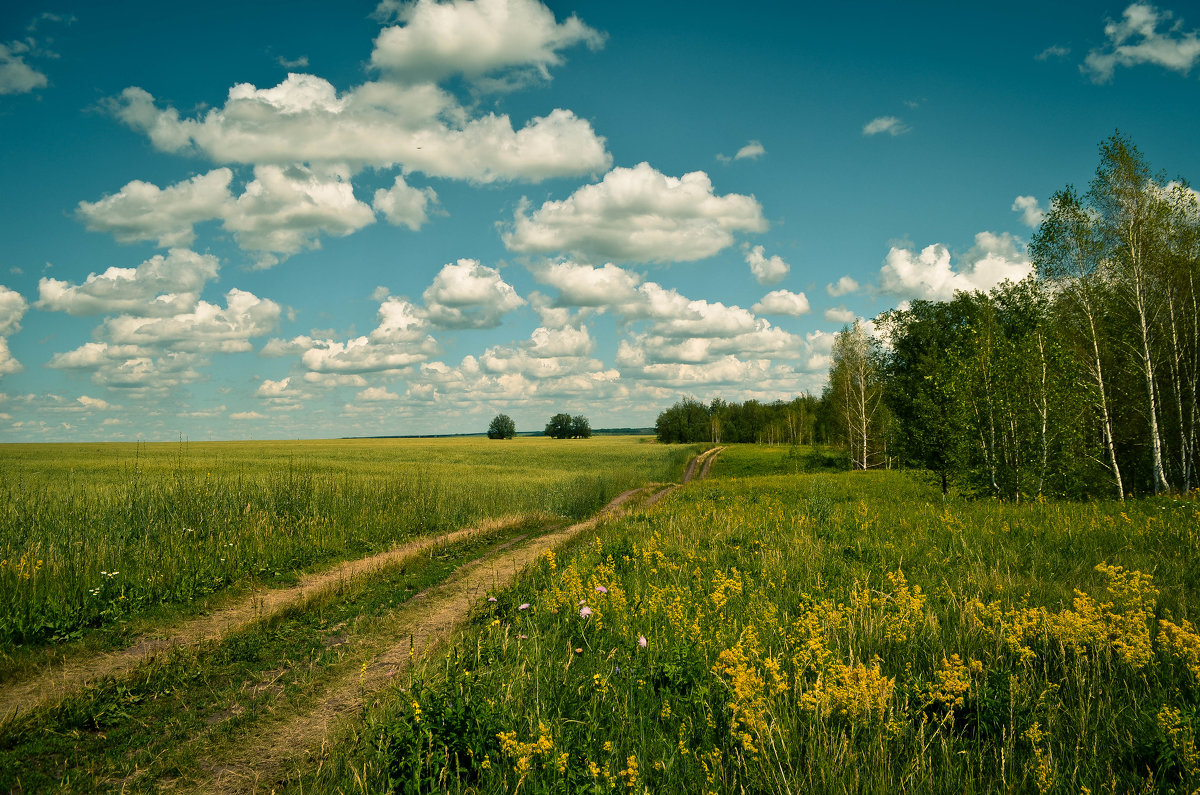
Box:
[487,597,497,603]
[580,606,593,618]
[519,603,530,610]
[638,635,648,648]
[595,585,608,594]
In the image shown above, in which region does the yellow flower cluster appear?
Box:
[925,654,981,710]
[496,722,557,776]
[1158,617,1200,683]
[1155,706,1199,786]
[800,660,895,724]
[711,628,788,755]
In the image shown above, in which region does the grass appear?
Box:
[0,436,694,659]
[303,450,1200,794]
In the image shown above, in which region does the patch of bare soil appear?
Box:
[187,453,723,793]
[0,515,535,725]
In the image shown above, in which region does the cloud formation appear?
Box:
[744,244,790,284]
[826,275,860,297]
[421,260,525,329]
[1012,195,1045,227]
[752,289,810,316]
[879,231,1032,301]
[76,170,234,247]
[1083,3,1200,82]
[0,42,48,95]
[504,162,766,263]
[370,0,604,85]
[37,249,220,317]
[0,285,28,377]
[863,116,910,136]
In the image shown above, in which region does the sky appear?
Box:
[1,0,1199,442]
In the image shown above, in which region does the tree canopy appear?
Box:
[487,414,516,439]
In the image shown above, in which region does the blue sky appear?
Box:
[1,0,1199,441]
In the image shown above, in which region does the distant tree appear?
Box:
[545,413,574,439]
[571,415,592,439]
[487,413,516,439]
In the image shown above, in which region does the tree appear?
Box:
[827,319,885,470]
[570,415,592,439]
[487,413,516,439]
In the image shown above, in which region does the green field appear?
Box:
[315,445,1200,794]
[2,442,1199,793]
[0,437,692,655]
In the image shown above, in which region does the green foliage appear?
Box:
[486,414,516,439]
[655,395,828,445]
[544,413,591,439]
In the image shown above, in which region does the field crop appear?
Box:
[315,445,1200,794]
[0,437,692,655]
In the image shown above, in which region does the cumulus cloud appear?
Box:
[718,140,766,163]
[824,306,855,323]
[267,296,438,376]
[225,164,377,267]
[753,289,810,316]
[1012,195,1045,227]
[0,285,28,378]
[879,231,1032,301]
[504,162,766,263]
[1083,3,1200,82]
[826,275,860,297]
[108,74,611,182]
[370,0,604,85]
[76,169,233,247]
[47,289,281,390]
[422,259,525,328]
[372,175,439,229]
[530,260,641,305]
[0,42,48,95]
[358,386,400,401]
[744,244,789,285]
[37,249,220,317]
[863,116,910,136]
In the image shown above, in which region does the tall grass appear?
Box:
[321,453,1200,793]
[0,437,694,649]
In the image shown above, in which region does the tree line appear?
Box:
[654,395,833,445]
[827,132,1198,499]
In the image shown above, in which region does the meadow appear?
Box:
[0,436,692,657]
[304,445,1200,794]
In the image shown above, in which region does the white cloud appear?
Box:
[1036,45,1070,60]
[753,289,810,316]
[719,140,766,162]
[422,259,525,329]
[372,175,439,230]
[108,75,611,183]
[369,0,604,85]
[77,395,111,411]
[37,249,220,317]
[526,324,594,358]
[0,285,28,378]
[824,306,856,323]
[504,162,766,263]
[863,116,910,136]
[76,169,234,247]
[255,377,293,398]
[1012,195,1045,227]
[879,231,1032,301]
[270,296,438,376]
[1083,3,1200,82]
[225,164,376,267]
[231,411,267,420]
[734,140,766,160]
[100,289,282,353]
[744,244,789,284]
[358,386,400,402]
[826,275,860,297]
[0,42,48,95]
[531,261,641,305]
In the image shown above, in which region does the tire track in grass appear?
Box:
[185,453,721,794]
[0,514,544,726]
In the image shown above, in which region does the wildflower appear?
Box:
[575,647,583,653]
[488,596,498,603]
[595,585,608,594]
[638,635,648,649]
[580,606,593,618]
[519,603,530,610]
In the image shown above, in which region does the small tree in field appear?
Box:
[545,413,591,438]
[487,413,516,439]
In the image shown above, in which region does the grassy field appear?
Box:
[0,436,692,658]
[303,445,1200,794]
